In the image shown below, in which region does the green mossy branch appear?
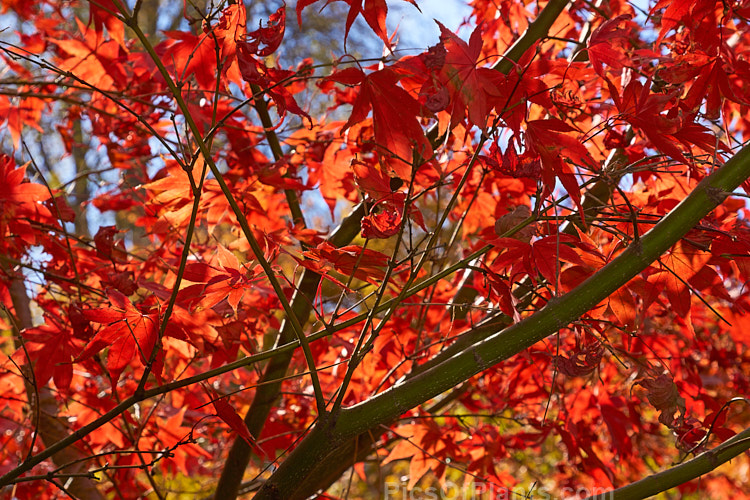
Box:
[254,144,750,499]
[586,425,750,499]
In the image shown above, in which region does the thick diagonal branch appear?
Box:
[586,425,750,499]
[254,144,750,499]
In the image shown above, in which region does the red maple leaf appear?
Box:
[296,0,418,48]
[78,289,159,385]
[187,245,264,314]
[0,92,45,148]
[587,15,633,77]
[245,6,285,56]
[204,385,260,451]
[208,3,247,85]
[299,242,390,286]
[651,0,698,43]
[361,192,426,239]
[609,78,727,164]
[525,118,596,219]
[327,66,431,179]
[158,30,218,89]
[0,155,52,252]
[436,22,505,128]
[87,0,125,47]
[681,57,750,121]
[19,322,80,394]
[51,19,126,93]
[0,155,49,206]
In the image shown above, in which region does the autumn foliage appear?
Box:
[2,0,750,498]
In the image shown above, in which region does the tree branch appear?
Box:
[3,267,105,499]
[585,426,750,500]
[254,143,750,499]
[213,203,365,499]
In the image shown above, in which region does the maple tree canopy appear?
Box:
[2,0,750,498]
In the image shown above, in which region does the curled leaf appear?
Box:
[494,205,535,242]
[554,345,604,377]
[637,374,686,426]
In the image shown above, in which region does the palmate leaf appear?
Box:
[295,242,390,287]
[79,290,159,386]
[608,78,727,164]
[296,0,418,48]
[587,14,633,77]
[327,66,431,179]
[435,22,506,128]
[525,118,596,220]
